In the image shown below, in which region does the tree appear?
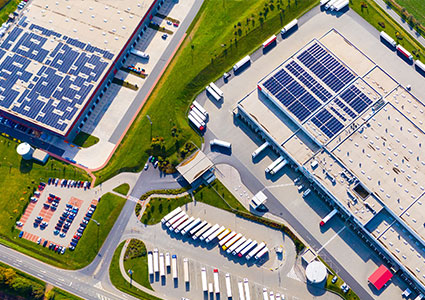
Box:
[31,284,45,300]
[10,277,32,295]
[3,268,16,285]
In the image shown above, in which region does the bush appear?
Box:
[135,203,142,217]
[378,21,385,28]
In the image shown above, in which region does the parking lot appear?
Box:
[128,202,339,300]
[18,179,98,250]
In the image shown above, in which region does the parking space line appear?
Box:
[316,226,346,254]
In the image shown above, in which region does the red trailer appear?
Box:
[396,45,413,60]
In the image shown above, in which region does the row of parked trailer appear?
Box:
[161,207,269,260]
[147,249,190,283]
[380,30,425,75]
[188,100,208,132]
[320,0,349,11]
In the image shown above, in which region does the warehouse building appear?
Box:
[236,29,425,295]
[0,0,163,138]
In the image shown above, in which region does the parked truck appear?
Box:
[213,269,220,294]
[159,253,165,277]
[281,19,298,35]
[200,224,220,241]
[320,208,338,226]
[201,267,208,293]
[189,220,208,236]
[210,139,231,149]
[265,156,284,173]
[206,86,221,102]
[209,82,224,98]
[161,207,182,224]
[246,242,266,260]
[147,251,154,275]
[244,278,251,300]
[252,141,269,159]
[270,159,287,175]
[172,254,178,279]
[153,248,159,273]
[206,226,226,243]
[238,240,257,258]
[175,216,195,234]
[397,44,413,60]
[238,281,246,300]
[227,236,247,254]
[183,258,189,283]
[191,101,208,117]
[233,238,253,256]
[130,48,149,59]
[181,217,201,235]
[233,55,251,73]
[225,273,232,298]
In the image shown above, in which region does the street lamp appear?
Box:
[91,218,100,253]
[146,115,152,142]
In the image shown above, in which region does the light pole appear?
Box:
[91,218,100,253]
[146,115,152,142]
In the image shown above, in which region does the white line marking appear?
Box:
[317,226,346,254]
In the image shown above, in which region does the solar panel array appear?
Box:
[0,20,115,133]
[297,42,355,93]
[309,82,376,139]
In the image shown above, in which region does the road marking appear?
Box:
[263,183,293,189]
[97,293,112,300]
[127,195,139,203]
[317,226,346,254]
[93,258,104,277]
[94,281,103,289]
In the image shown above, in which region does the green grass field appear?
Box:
[350,0,425,62]
[141,194,192,225]
[113,183,130,196]
[48,288,83,300]
[72,132,99,148]
[123,239,153,290]
[109,242,162,300]
[394,0,425,25]
[93,0,318,184]
[325,274,360,300]
[195,180,248,213]
[0,0,20,27]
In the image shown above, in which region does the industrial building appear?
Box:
[0,0,163,137]
[236,29,425,294]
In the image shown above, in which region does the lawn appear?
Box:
[5,192,126,269]
[393,0,425,26]
[123,239,153,290]
[350,0,425,62]
[47,288,83,300]
[140,194,192,225]
[113,183,130,196]
[72,131,99,148]
[109,242,163,300]
[0,0,20,27]
[325,274,360,300]
[194,180,248,213]
[93,0,318,184]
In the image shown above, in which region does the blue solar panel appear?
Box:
[330,106,346,122]
[297,42,355,93]
[310,107,345,139]
[340,86,373,115]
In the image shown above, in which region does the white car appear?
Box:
[144,163,149,170]
[340,283,350,293]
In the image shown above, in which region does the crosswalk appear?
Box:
[127,195,139,203]
[96,293,112,300]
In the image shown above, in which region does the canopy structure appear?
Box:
[176,150,213,184]
[368,265,393,290]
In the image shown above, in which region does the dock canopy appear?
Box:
[176,150,213,184]
[368,265,393,290]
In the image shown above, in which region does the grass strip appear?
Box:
[109,242,163,300]
[113,183,130,196]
